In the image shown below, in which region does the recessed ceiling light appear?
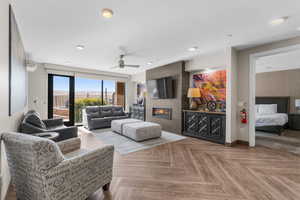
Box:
[102,8,114,18]
[76,45,85,50]
[297,27,300,31]
[269,17,288,26]
[188,47,198,52]
[147,62,153,65]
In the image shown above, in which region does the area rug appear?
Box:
[82,128,186,155]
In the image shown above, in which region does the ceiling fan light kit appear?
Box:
[112,54,140,69]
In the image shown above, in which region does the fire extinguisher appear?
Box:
[240,108,247,124]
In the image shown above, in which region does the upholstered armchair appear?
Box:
[20,110,78,141]
[1,132,114,200]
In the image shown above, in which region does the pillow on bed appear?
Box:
[258,104,277,114]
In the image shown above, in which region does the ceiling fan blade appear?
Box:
[110,65,119,69]
[124,64,140,68]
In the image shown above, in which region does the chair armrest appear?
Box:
[57,137,81,154]
[44,145,114,198]
[20,123,46,134]
[43,118,64,127]
[46,126,78,141]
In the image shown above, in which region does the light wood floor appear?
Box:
[6,130,300,200]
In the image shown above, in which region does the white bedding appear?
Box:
[255,113,288,127]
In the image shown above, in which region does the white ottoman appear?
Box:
[123,122,162,142]
[111,118,142,134]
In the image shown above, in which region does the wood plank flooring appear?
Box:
[6,130,300,200]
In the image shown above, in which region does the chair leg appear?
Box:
[102,182,111,191]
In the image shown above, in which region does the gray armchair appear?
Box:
[20,110,78,141]
[1,132,114,200]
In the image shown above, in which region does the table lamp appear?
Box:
[187,88,201,110]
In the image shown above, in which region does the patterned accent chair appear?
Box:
[1,132,114,200]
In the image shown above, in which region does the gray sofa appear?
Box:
[83,106,129,130]
[20,110,78,142]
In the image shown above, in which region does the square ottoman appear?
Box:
[111,118,143,134]
[123,122,162,142]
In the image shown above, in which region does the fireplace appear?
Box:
[152,108,172,120]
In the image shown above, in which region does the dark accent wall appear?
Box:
[146,61,189,134]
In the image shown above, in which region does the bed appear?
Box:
[255,97,290,135]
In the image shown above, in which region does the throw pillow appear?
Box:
[25,113,46,129]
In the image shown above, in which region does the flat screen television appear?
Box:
[147,77,175,99]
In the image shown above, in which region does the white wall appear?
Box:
[185,50,228,71]
[0,1,28,199]
[185,48,238,144]
[237,36,300,142]
[131,71,146,83]
[226,48,238,143]
[28,63,134,116]
[130,71,146,104]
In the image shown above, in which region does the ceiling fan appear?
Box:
[112,54,140,69]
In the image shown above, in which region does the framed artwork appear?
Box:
[192,70,226,106]
[137,83,146,105]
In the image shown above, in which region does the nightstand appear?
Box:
[288,113,300,130]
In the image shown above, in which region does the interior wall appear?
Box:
[185,48,237,143]
[0,1,28,199]
[227,48,238,143]
[145,61,189,134]
[185,50,227,71]
[130,72,146,105]
[28,63,134,117]
[256,69,300,113]
[237,36,300,142]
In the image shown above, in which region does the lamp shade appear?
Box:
[187,88,201,98]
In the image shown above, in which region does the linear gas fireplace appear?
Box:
[152,107,172,120]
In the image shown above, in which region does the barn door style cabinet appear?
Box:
[183,110,226,144]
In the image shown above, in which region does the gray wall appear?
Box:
[146,61,189,134]
[237,36,300,141]
[0,2,28,199]
[256,69,300,113]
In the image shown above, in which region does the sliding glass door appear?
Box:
[48,74,126,125]
[48,74,75,126]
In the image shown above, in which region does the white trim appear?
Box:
[248,44,300,147]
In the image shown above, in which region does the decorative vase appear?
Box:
[189,100,198,110]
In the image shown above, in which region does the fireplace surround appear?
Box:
[152,108,172,120]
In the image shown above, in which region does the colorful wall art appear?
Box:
[192,70,226,106]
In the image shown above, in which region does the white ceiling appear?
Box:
[256,48,300,73]
[12,0,300,74]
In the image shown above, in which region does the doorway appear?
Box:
[249,44,300,153]
[48,74,75,126]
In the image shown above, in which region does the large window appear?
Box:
[74,78,124,124]
[103,80,116,105]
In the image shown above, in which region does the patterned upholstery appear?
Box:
[1,132,114,200]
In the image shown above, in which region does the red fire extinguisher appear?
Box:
[240,108,247,124]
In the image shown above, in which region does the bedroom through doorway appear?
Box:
[252,46,300,155]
